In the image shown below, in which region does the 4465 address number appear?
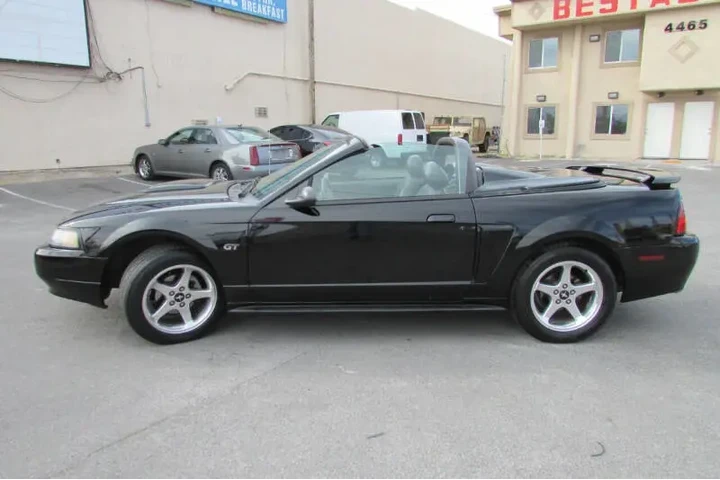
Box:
[665,20,709,33]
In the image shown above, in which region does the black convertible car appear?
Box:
[35,137,699,345]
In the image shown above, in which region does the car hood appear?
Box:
[60,179,252,224]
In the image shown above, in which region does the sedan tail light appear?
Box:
[249,146,260,166]
[675,203,686,235]
[323,141,333,146]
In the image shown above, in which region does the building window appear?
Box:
[604,29,640,63]
[527,106,556,135]
[529,37,559,69]
[594,104,629,135]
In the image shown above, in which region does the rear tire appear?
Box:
[119,245,226,345]
[510,246,617,343]
[210,162,233,181]
[478,135,489,153]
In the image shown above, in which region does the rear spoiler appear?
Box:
[565,165,681,190]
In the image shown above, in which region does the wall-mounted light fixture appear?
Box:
[536,94,547,102]
[589,34,601,42]
[608,91,619,100]
[696,90,704,96]
[657,91,666,98]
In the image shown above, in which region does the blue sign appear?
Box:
[193,0,287,23]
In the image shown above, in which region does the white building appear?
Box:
[0,0,510,172]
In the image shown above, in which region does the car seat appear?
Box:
[416,161,449,196]
[398,155,426,196]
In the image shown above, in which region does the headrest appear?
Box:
[407,155,425,178]
[424,161,449,189]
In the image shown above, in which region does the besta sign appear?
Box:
[554,0,703,20]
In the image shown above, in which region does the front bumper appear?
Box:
[619,234,700,303]
[34,246,110,308]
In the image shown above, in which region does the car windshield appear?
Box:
[250,142,346,200]
[223,126,278,144]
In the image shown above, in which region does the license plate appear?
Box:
[271,149,291,160]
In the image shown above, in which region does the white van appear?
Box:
[320,110,427,167]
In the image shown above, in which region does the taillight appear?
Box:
[397,133,403,145]
[323,141,332,146]
[675,203,686,235]
[249,146,259,166]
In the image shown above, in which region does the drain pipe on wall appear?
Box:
[115,66,151,127]
[139,67,151,127]
[308,0,317,124]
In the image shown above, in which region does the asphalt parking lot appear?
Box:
[1,162,719,478]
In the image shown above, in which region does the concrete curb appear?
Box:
[0,165,134,186]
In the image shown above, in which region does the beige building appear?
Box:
[0,0,509,173]
[495,0,720,163]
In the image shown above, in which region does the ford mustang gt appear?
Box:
[35,137,699,345]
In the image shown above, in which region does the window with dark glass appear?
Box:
[402,112,415,129]
[526,106,556,135]
[604,29,640,63]
[529,37,559,68]
[594,104,629,135]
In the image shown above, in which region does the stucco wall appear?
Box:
[640,4,720,91]
[0,0,510,172]
[573,18,645,160]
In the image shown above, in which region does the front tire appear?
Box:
[136,155,155,180]
[510,246,617,343]
[119,245,226,345]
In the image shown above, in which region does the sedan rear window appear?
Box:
[223,126,277,144]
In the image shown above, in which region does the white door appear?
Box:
[679,101,714,160]
[643,103,675,158]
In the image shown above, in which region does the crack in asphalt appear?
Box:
[48,351,307,478]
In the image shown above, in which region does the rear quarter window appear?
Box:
[402,112,415,129]
[413,112,425,129]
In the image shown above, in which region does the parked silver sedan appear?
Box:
[132,125,302,181]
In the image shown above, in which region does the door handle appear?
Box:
[178,149,184,154]
[204,148,212,153]
[427,214,455,223]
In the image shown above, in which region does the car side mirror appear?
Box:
[285,186,317,209]
[158,138,169,146]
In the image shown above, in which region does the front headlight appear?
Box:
[50,228,81,249]
[49,227,99,250]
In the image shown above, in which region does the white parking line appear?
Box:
[116,177,151,187]
[0,186,74,211]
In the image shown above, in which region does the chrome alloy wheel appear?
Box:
[138,158,152,179]
[530,260,604,332]
[141,264,218,335]
[212,166,229,181]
